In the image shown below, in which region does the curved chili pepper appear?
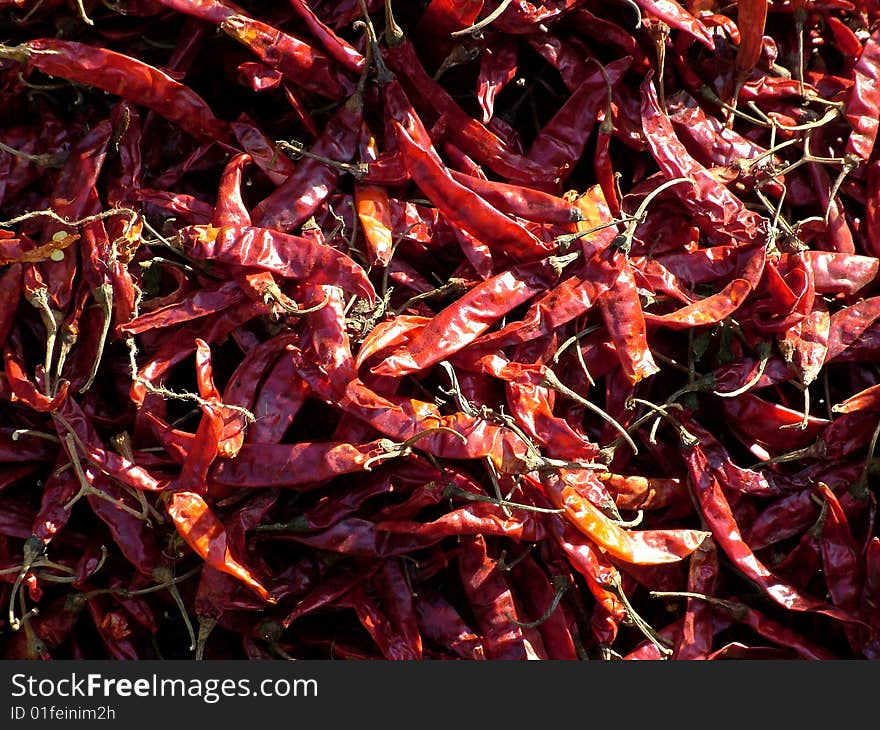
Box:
[845,26,880,162]
[640,75,766,243]
[372,255,573,377]
[121,280,247,335]
[287,0,365,73]
[1,40,233,146]
[252,92,363,233]
[177,224,376,304]
[375,501,547,543]
[232,115,297,186]
[415,589,485,659]
[526,57,631,188]
[683,443,859,622]
[449,170,584,224]
[382,39,551,185]
[458,534,544,660]
[535,472,710,565]
[220,15,354,100]
[167,489,274,603]
[815,483,863,616]
[391,118,551,263]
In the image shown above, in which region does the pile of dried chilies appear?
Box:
[0,0,879,660]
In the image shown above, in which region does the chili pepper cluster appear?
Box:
[0,0,879,660]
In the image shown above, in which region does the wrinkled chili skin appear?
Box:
[2,0,880,663]
[13,39,234,145]
[846,27,880,162]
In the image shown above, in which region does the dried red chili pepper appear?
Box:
[415,589,485,659]
[845,26,880,163]
[458,534,543,659]
[166,490,274,603]
[0,40,233,145]
[177,225,375,304]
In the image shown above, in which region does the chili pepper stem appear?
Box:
[0,205,140,230]
[12,429,61,443]
[0,140,67,167]
[854,417,880,499]
[507,576,570,628]
[495,544,536,571]
[795,9,806,99]
[450,0,515,38]
[615,177,692,252]
[613,576,673,656]
[383,0,405,47]
[751,440,824,468]
[275,140,368,179]
[166,577,196,652]
[26,289,59,395]
[824,160,856,225]
[0,43,28,64]
[441,484,564,514]
[79,284,114,394]
[73,0,94,25]
[650,590,739,613]
[6,537,45,632]
[483,456,511,517]
[136,381,256,424]
[651,22,670,111]
[390,278,468,316]
[357,0,394,83]
[433,44,480,81]
[627,398,698,446]
[195,616,217,661]
[542,369,639,455]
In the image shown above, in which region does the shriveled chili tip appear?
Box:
[166,490,274,603]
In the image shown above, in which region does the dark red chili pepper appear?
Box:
[814,483,863,617]
[845,26,880,162]
[640,75,766,243]
[231,114,297,185]
[674,537,720,659]
[457,534,543,659]
[287,0,365,73]
[448,170,584,225]
[526,57,631,189]
[415,589,485,659]
[220,14,355,100]
[252,92,363,233]
[0,40,233,146]
[391,116,552,263]
[382,37,552,185]
[683,443,857,622]
[372,255,576,377]
[177,224,375,304]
